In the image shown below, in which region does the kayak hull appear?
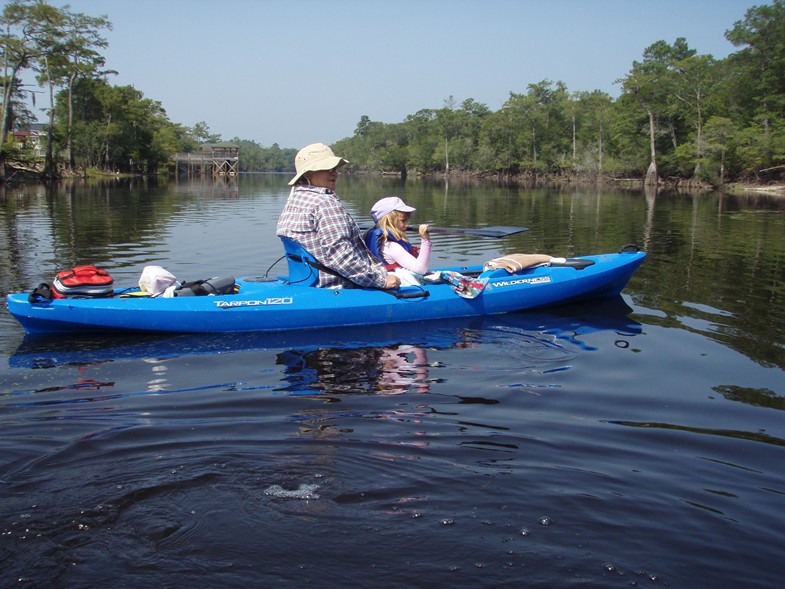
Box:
[10,296,642,369]
[6,250,646,335]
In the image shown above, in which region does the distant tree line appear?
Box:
[2,0,784,184]
[335,1,785,186]
[230,139,296,173]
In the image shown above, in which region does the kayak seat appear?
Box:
[280,237,319,286]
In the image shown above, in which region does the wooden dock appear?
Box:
[172,143,239,177]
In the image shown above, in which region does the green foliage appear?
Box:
[53,78,172,173]
[725,0,785,120]
[191,121,220,144]
[735,118,785,178]
[2,0,784,183]
[231,138,295,172]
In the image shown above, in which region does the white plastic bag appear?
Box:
[393,267,422,287]
[139,265,178,297]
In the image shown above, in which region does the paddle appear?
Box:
[406,225,529,238]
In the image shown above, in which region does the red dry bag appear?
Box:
[52,265,114,299]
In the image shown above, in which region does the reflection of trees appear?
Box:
[0,175,291,295]
[276,345,431,395]
[713,385,785,411]
[611,420,785,448]
[632,190,785,371]
[643,182,656,252]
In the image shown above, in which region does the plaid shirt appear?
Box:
[276,185,388,288]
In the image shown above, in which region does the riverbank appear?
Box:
[4,163,785,197]
[466,170,785,196]
[727,182,785,196]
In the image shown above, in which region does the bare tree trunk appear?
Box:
[104,113,111,170]
[598,118,604,173]
[43,57,56,178]
[572,114,576,168]
[645,108,658,186]
[693,101,703,178]
[531,125,537,164]
[0,66,18,150]
[67,70,76,171]
[668,117,678,149]
[444,135,449,175]
[1,64,24,183]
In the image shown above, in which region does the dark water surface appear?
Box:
[1,176,784,588]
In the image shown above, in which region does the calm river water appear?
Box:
[1,175,784,588]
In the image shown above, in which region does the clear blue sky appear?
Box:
[28,0,761,149]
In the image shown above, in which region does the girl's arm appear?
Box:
[383,239,432,274]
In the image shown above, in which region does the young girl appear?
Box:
[364,196,432,286]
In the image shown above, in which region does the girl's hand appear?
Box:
[419,224,430,241]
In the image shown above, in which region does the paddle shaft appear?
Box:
[405,225,528,238]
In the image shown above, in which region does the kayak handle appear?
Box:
[384,289,430,300]
[619,243,643,253]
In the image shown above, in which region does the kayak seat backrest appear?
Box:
[280,236,319,286]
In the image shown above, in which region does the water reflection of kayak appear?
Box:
[9,297,642,370]
[6,248,645,335]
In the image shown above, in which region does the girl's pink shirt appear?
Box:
[382,239,432,274]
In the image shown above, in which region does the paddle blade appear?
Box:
[461,226,529,238]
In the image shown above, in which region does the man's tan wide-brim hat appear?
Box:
[288,143,349,186]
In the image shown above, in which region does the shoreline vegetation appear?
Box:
[4,163,783,198]
[2,1,784,190]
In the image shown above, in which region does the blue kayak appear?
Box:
[6,244,646,335]
[9,296,642,369]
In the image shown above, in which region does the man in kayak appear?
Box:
[276,143,400,289]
